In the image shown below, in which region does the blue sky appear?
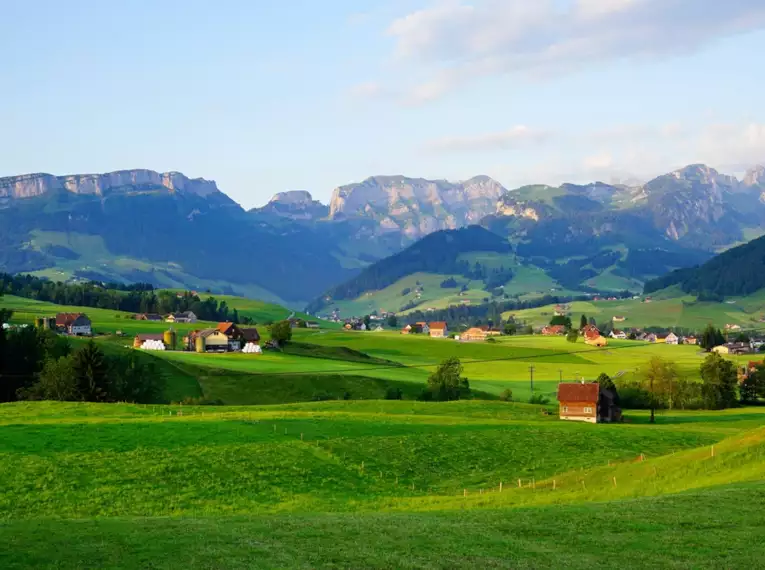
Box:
[2,0,765,208]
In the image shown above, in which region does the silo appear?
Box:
[195,335,206,353]
[34,317,43,330]
[164,328,177,351]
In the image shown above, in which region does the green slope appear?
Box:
[2,402,765,569]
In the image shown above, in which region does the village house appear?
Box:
[166,311,197,324]
[415,322,431,335]
[189,329,230,352]
[480,325,502,337]
[610,330,627,340]
[400,324,412,335]
[664,332,679,345]
[581,324,600,337]
[429,322,448,338]
[542,325,566,336]
[583,327,608,347]
[684,336,698,346]
[56,313,92,336]
[713,342,752,356]
[612,316,626,323]
[217,322,244,351]
[725,324,743,333]
[557,382,621,424]
[240,327,261,346]
[461,327,488,342]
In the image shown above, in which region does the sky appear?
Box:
[2,0,765,208]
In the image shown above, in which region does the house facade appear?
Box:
[56,313,92,336]
[462,327,488,342]
[166,311,198,324]
[415,322,430,335]
[557,383,599,424]
[664,333,679,345]
[429,322,448,338]
[542,325,565,336]
[584,329,608,347]
[610,330,627,340]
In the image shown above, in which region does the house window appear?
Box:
[584,407,593,414]
[562,406,568,413]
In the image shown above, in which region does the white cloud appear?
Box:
[426,125,550,152]
[349,81,386,99]
[384,0,765,101]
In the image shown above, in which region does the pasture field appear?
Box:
[507,290,765,332]
[1,401,765,568]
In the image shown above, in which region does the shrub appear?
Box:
[486,337,497,344]
[385,387,403,400]
[499,389,513,402]
[312,391,336,402]
[528,394,550,405]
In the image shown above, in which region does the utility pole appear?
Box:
[559,369,563,383]
[529,365,535,396]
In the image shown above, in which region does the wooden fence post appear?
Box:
[499,481,503,493]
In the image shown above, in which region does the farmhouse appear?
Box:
[240,327,261,345]
[480,325,502,336]
[194,329,230,353]
[685,336,698,345]
[461,327,487,342]
[133,333,164,349]
[664,332,679,345]
[429,322,448,338]
[55,313,92,336]
[542,325,566,336]
[612,316,626,323]
[136,313,163,321]
[557,382,622,424]
[166,311,197,324]
[400,325,412,335]
[584,329,608,347]
[713,342,752,355]
[610,330,627,340]
[557,383,599,423]
[415,322,431,335]
[217,322,244,351]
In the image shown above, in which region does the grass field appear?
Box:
[508,289,765,332]
[1,401,764,568]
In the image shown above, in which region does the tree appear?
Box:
[640,357,679,422]
[700,353,738,409]
[580,315,588,330]
[700,324,725,352]
[550,315,572,329]
[269,320,293,345]
[386,314,398,328]
[109,352,162,403]
[71,341,109,402]
[503,321,517,336]
[363,315,372,330]
[22,356,79,401]
[426,357,470,401]
[566,329,579,343]
[597,372,617,395]
[499,388,513,402]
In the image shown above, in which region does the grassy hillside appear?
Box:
[2,401,765,568]
[507,290,765,333]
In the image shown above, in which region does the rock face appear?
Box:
[0,169,223,201]
[254,190,329,220]
[327,175,506,239]
[743,165,765,188]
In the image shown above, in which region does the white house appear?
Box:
[665,332,679,345]
[610,330,627,340]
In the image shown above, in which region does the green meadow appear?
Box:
[508,289,765,332]
[1,401,765,568]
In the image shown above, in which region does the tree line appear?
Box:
[0,310,162,404]
[1,273,241,323]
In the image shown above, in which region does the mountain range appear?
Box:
[1,163,764,310]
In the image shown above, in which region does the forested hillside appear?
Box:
[644,233,765,298]
[307,227,513,312]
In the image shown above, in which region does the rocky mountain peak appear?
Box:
[0,169,224,201]
[327,175,506,239]
[743,165,765,187]
[253,190,329,221]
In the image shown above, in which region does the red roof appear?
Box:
[429,322,447,331]
[584,329,601,341]
[56,313,83,327]
[557,383,600,403]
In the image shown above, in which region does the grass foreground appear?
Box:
[1,401,764,568]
